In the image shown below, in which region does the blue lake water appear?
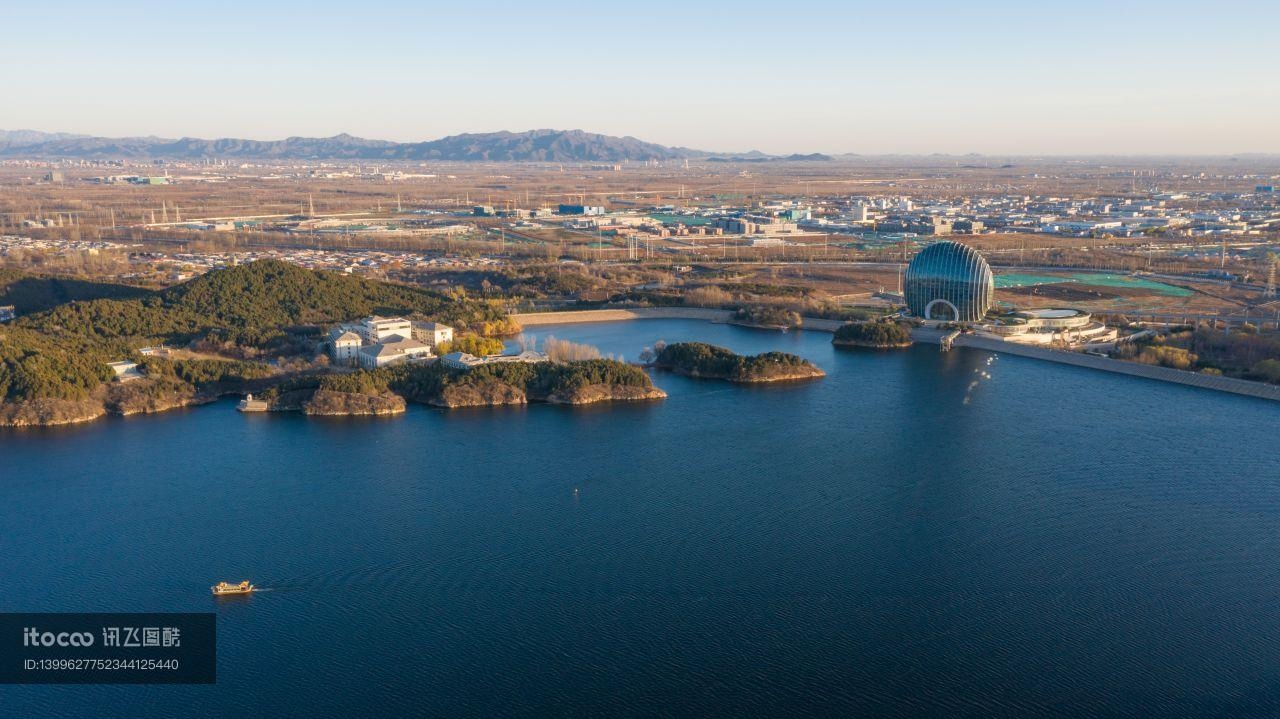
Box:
[1,318,1278,717]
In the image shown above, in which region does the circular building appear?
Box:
[1011,308,1091,329]
[903,241,994,322]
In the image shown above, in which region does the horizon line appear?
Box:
[4,127,1280,159]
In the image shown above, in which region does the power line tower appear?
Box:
[1267,252,1278,299]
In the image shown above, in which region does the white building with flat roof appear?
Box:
[358,316,413,343]
[441,350,548,371]
[107,361,144,382]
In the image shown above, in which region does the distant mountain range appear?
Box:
[0,128,803,163]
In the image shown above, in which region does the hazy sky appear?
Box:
[4,0,1279,154]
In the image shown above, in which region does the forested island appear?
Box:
[651,342,824,383]
[732,306,803,331]
[0,261,663,426]
[832,320,914,349]
[251,358,665,412]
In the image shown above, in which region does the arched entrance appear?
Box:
[924,299,959,321]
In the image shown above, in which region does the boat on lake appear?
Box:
[211,580,254,595]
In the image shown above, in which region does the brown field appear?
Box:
[1,157,1276,320]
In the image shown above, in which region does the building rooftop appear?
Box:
[361,337,430,358]
[413,321,453,331]
[1014,308,1087,320]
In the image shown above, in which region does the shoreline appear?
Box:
[6,310,1276,430]
[514,308,1280,403]
[513,307,848,332]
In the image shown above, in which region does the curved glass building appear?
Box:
[903,241,994,322]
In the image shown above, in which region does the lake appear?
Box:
[2,318,1277,717]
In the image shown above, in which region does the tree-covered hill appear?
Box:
[21,259,510,347]
[0,260,513,409]
[0,269,150,314]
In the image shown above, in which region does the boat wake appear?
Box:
[251,559,432,594]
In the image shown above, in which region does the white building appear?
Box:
[357,316,413,343]
[329,330,363,366]
[441,350,548,371]
[974,308,1118,347]
[358,337,433,369]
[328,316,454,368]
[412,321,454,348]
[107,361,143,382]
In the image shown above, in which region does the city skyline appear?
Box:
[7,0,1280,156]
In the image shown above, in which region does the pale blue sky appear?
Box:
[4,0,1278,154]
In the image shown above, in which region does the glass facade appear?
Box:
[903,241,994,322]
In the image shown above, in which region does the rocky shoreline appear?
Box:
[728,320,795,332]
[302,389,406,416]
[542,383,668,405]
[0,398,107,428]
[662,365,826,384]
[0,382,219,428]
[427,380,667,408]
[0,379,667,427]
[832,339,913,349]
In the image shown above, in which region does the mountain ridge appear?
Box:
[0,128,728,162]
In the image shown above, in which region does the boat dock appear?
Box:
[237,394,270,412]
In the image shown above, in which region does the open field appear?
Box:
[1,157,1277,324]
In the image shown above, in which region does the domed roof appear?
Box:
[903,241,995,322]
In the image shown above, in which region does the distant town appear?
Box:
[3,151,1280,421]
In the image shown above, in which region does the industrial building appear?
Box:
[558,204,606,216]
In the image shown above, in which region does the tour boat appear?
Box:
[211,580,255,596]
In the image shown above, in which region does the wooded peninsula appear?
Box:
[0,261,664,426]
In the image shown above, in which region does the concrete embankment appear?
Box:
[941,332,1280,403]
[512,308,1280,403]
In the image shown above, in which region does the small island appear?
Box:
[832,320,914,349]
[731,306,803,331]
[651,342,824,383]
